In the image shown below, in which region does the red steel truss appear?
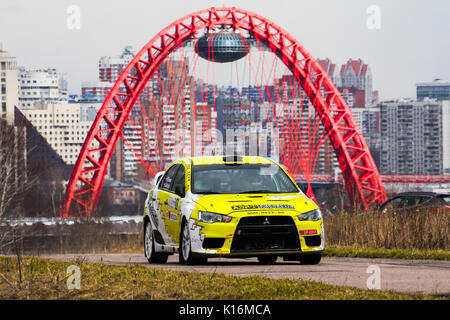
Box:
[61,7,386,217]
[297,175,450,184]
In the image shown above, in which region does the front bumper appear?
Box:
[191,213,324,257]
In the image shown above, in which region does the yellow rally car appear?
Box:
[143,155,324,265]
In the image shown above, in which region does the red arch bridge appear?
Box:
[61,7,394,217]
[297,175,450,184]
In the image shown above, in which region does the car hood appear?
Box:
[192,193,318,215]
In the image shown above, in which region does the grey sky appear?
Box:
[1,0,449,99]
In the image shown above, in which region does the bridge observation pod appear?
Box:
[61,7,387,217]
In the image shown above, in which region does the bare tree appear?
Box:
[0,120,30,219]
[0,119,38,261]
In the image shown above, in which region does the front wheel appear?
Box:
[144,221,168,263]
[179,219,207,265]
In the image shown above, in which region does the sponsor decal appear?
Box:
[150,204,159,228]
[300,229,318,236]
[247,210,287,215]
[166,210,178,221]
[231,204,295,211]
[185,165,191,191]
[267,195,298,200]
[168,196,179,210]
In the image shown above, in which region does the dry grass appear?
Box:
[0,256,441,300]
[56,232,143,254]
[324,246,450,260]
[324,209,449,250]
[0,221,143,255]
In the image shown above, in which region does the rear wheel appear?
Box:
[299,253,322,265]
[257,255,278,265]
[144,221,168,263]
[179,219,207,265]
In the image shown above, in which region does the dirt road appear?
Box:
[43,253,450,296]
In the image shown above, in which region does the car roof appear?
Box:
[392,191,450,197]
[187,155,275,166]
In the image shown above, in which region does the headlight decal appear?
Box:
[297,209,322,221]
[198,211,232,223]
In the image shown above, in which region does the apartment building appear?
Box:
[380,99,450,175]
[21,103,92,165]
[416,79,450,101]
[18,68,67,109]
[0,43,19,124]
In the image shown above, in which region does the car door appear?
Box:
[167,164,185,246]
[157,164,180,246]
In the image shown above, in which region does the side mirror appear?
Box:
[175,184,185,198]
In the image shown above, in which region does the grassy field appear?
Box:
[324,246,450,260]
[0,256,443,300]
[323,209,449,250]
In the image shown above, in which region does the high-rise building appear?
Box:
[81,81,113,101]
[380,99,450,175]
[340,88,354,108]
[416,79,450,101]
[18,68,67,109]
[351,107,380,137]
[339,58,373,108]
[98,46,134,82]
[192,102,217,156]
[316,58,377,108]
[81,46,135,101]
[0,43,19,124]
[317,58,339,86]
[20,103,93,165]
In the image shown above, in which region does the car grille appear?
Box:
[230,216,300,252]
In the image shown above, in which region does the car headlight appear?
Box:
[198,211,232,223]
[298,209,322,221]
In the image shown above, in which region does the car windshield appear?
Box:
[191,163,300,194]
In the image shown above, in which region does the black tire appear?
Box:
[179,219,207,265]
[299,253,322,265]
[144,221,168,263]
[257,255,278,265]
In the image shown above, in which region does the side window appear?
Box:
[171,165,185,195]
[392,197,406,209]
[155,174,163,187]
[381,197,403,210]
[160,165,179,191]
[421,196,433,205]
[405,196,421,208]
